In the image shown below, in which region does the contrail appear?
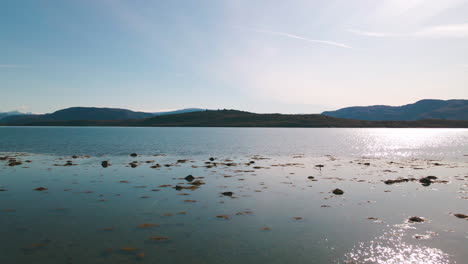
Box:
[234,26,352,49]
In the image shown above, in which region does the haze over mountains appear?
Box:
[0,111,28,120]
[1,99,467,127]
[322,99,468,121]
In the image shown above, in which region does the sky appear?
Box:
[1,0,468,114]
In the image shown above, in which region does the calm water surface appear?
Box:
[0,127,467,160]
[0,127,467,264]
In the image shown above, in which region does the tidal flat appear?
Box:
[1,151,467,264]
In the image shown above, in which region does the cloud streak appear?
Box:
[350,23,468,38]
[235,27,352,49]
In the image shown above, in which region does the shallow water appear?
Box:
[0,127,467,263]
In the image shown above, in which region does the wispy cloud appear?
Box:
[350,23,468,38]
[0,64,29,68]
[348,29,404,38]
[235,27,352,49]
[415,23,468,38]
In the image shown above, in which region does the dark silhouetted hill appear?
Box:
[0,107,155,125]
[322,99,468,121]
[3,109,467,128]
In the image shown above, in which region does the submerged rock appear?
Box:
[8,161,22,166]
[221,191,233,197]
[332,188,344,195]
[129,153,138,157]
[34,187,48,191]
[190,180,205,186]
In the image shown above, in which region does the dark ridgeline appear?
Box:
[0,107,155,124]
[0,107,205,125]
[322,99,468,121]
[1,109,468,128]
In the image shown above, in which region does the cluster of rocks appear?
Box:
[384,176,444,186]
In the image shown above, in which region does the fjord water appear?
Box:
[0,127,467,160]
[0,127,467,264]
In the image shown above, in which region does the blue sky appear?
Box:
[1,0,468,114]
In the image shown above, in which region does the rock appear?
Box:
[8,161,22,166]
[209,157,215,161]
[332,188,344,195]
[129,153,138,157]
[184,175,195,182]
[408,216,425,223]
[72,155,79,159]
[426,176,438,180]
[34,187,48,191]
[419,177,432,186]
[101,161,109,168]
[307,176,315,179]
[174,185,184,191]
[363,163,370,166]
[221,191,233,196]
[453,213,467,219]
[384,178,416,185]
[129,162,138,168]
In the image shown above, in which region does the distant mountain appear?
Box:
[0,111,27,120]
[3,109,467,128]
[152,108,205,116]
[0,107,155,125]
[322,99,468,121]
[0,107,207,125]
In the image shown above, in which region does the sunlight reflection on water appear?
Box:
[356,128,467,159]
[344,227,452,264]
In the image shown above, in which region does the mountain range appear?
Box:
[322,99,468,121]
[0,107,205,124]
[1,99,467,128]
[0,111,28,120]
